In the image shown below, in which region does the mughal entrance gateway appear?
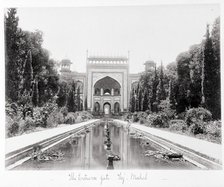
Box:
[59,52,148,115]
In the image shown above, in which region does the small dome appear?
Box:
[144,60,155,66]
[61,59,72,65]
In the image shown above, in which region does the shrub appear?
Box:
[176,112,186,120]
[188,122,205,134]
[46,108,61,127]
[60,106,68,119]
[32,107,45,127]
[169,120,187,132]
[81,111,93,120]
[185,108,212,135]
[56,112,65,124]
[5,102,18,118]
[6,116,19,137]
[146,113,169,128]
[137,112,148,120]
[132,112,139,122]
[205,121,221,138]
[19,117,36,133]
[122,112,133,121]
[65,112,76,124]
[158,99,176,119]
[139,117,145,124]
[185,107,212,126]
[75,115,83,123]
[145,110,151,115]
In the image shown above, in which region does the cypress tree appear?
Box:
[142,89,149,111]
[129,87,136,112]
[67,89,75,112]
[22,50,33,95]
[32,78,39,106]
[135,83,140,112]
[157,61,166,101]
[56,82,68,107]
[203,24,217,118]
[76,87,81,111]
[5,8,24,102]
[84,96,88,111]
[138,84,143,111]
[67,81,76,112]
[176,51,191,113]
[151,66,159,112]
[211,18,221,119]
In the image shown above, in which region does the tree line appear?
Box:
[5,8,59,107]
[5,8,84,112]
[57,81,84,112]
[129,17,220,119]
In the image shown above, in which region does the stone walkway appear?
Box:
[114,120,222,162]
[6,119,99,155]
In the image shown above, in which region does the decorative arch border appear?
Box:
[92,73,122,89]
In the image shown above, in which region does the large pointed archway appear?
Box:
[94,76,121,96]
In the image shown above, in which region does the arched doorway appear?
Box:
[94,102,100,114]
[103,102,111,115]
[114,102,120,114]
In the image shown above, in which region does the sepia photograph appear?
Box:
[1,0,223,186]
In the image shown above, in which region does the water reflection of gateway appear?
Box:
[81,124,107,168]
[59,52,155,115]
[81,123,129,169]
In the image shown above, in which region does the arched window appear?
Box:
[104,89,111,95]
[114,88,120,95]
[95,88,100,95]
[94,102,100,113]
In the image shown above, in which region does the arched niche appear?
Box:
[114,102,120,114]
[94,76,121,96]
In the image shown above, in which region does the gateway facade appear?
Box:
[59,52,146,115]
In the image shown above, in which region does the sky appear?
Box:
[17,4,220,73]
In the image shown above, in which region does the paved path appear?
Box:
[114,120,222,162]
[6,119,99,155]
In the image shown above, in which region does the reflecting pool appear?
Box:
[15,121,198,170]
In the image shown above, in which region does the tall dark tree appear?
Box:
[138,84,143,111]
[32,77,39,106]
[168,80,175,109]
[21,50,33,96]
[211,18,221,119]
[20,30,59,106]
[151,66,159,112]
[84,96,88,111]
[56,82,68,107]
[157,62,166,101]
[129,87,136,112]
[142,89,149,111]
[139,69,155,112]
[187,44,203,108]
[5,8,25,102]
[67,88,75,113]
[76,87,81,111]
[203,24,219,119]
[176,51,191,113]
[135,83,140,112]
